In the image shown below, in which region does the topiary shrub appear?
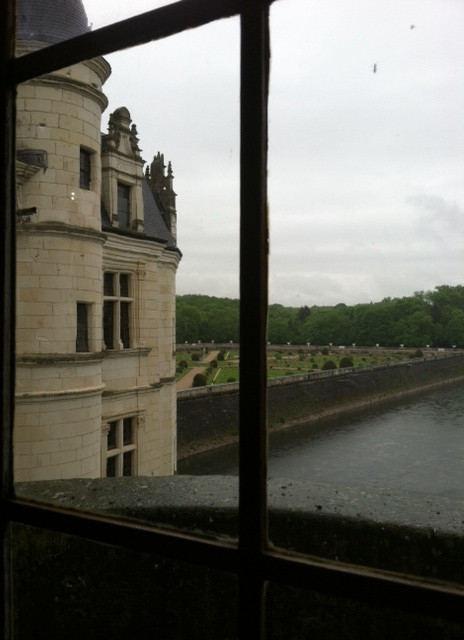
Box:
[191,352,200,362]
[322,360,337,370]
[227,377,236,383]
[339,356,354,368]
[321,347,329,356]
[413,349,424,358]
[178,360,188,370]
[217,350,226,361]
[192,373,207,387]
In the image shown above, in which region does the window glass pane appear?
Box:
[264,581,463,639]
[123,417,133,445]
[103,301,115,349]
[14,1,174,56]
[79,148,91,189]
[14,12,240,542]
[120,273,129,298]
[266,0,464,582]
[107,422,117,450]
[106,455,116,477]
[120,301,130,348]
[86,1,173,31]
[123,450,132,476]
[76,302,89,352]
[11,523,238,640]
[104,272,114,296]
[117,182,130,228]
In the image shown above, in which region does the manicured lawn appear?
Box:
[176,347,423,385]
[211,367,239,384]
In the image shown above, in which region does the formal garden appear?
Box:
[176,346,430,387]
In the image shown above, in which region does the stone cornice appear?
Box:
[102,347,151,359]
[15,384,105,402]
[17,352,104,365]
[35,73,108,110]
[103,231,168,258]
[102,384,159,398]
[85,57,111,84]
[17,221,106,244]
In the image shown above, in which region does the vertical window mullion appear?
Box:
[1,2,16,638]
[239,1,270,638]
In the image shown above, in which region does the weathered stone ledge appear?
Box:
[16,475,464,584]
[13,476,464,639]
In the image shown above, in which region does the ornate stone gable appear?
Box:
[101,107,145,233]
[102,107,142,159]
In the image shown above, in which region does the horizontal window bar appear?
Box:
[263,550,464,622]
[6,498,238,573]
[8,498,464,622]
[9,0,247,84]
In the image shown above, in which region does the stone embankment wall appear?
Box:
[177,355,464,458]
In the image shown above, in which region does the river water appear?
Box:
[178,380,464,497]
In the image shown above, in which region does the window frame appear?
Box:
[2,1,464,638]
[103,416,137,478]
[103,271,133,350]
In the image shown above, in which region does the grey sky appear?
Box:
[85,0,464,307]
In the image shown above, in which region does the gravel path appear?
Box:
[176,350,220,391]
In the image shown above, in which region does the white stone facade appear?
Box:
[15,39,180,481]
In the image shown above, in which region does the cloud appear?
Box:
[86,0,464,306]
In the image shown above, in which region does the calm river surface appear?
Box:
[178,380,464,496]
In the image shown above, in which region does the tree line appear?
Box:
[176,285,464,348]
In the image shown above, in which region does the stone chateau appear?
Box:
[14,0,181,481]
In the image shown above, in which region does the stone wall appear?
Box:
[177,355,464,458]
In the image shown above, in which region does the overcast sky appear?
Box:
[85,0,464,307]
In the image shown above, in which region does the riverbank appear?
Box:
[177,355,464,459]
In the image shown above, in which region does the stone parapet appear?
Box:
[12,476,464,638]
[16,474,464,583]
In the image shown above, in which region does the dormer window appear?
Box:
[117,182,130,227]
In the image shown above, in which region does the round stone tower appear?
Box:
[15,0,111,481]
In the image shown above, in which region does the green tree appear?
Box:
[192,373,207,387]
[339,356,354,368]
[322,360,337,370]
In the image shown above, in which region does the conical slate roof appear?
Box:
[17,0,90,44]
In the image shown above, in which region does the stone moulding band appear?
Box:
[15,383,105,401]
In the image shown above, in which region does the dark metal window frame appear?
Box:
[2,1,463,638]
